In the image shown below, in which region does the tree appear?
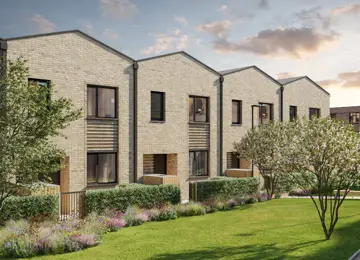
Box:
[0,58,81,211]
[282,117,360,240]
[233,121,290,197]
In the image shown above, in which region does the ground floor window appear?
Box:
[189,151,208,176]
[87,153,117,184]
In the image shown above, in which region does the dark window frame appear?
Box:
[258,102,274,123]
[87,152,118,185]
[232,100,242,125]
[330,113,336,119]
[309,108,321,119]
[189,150,209,177]
[28,78,51,104]
[289,105,297,121]
[189,95,209,123]
[151,91,165,122]
[87,85,118,119]
[349,112,360,124]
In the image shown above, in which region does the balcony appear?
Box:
[225,169,252,178]
[143,174,179,185]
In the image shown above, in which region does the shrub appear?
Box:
[0,195,58,226]
[123,206,148,227]
[246,197,257,204]
[176,202,206,217]
[288,189,312,196]
[275,193,281,199]
[2,235,35,258]
[149,206,177,221]
[85,184,181,214]
[81,213,108,239]
[69,234,98,250]
[191,177,259,202]
[106,218,126,232]
[257,193,271,202]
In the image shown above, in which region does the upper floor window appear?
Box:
[28,78,51,102]
[259,103,273,125]
[189,96,208,122]
[309,108,320,119]
[290,106,297,121]
[87,85,116,118]
[350,112,360,124]
[232,100,242,125]
[151,91,165,121]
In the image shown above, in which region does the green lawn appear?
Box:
[29,199,360,260]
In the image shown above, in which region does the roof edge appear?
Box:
[281,76,330,96]
[5,29,134,62]
[137,51,220,76]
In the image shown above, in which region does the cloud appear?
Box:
[102,29,119,39]
[141,29,188,55]
[218,5,228,12]
[174,16,188,26]
[212,27,339,59]
[318,71,360,88]
[100,0,137,20]
[277,72,296,79]
[330,4,360,17]
[32,14,57,33]
[258,0,269,9]
[197,20,232,38]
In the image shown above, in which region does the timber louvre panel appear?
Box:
[87,120,118,151]
[189,123,210,150]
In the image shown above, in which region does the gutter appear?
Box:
[219,76,224,175]
[0,38,7,78]
[133,62,138,183]
[280,86,284,122]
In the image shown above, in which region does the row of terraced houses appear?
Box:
[0,30,330,200]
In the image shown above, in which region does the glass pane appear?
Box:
[232,101,240,124]
[151,92,164,121]
[87,88,96,117]
[87,154,97,184]
[190,151,208,176]
[98,154,116,183]
[98,88,116,118]
[260,104,271,125]
[231,153,240,168]
[188,98,194,121]
[290,106,296,121]
[195,97,207,122]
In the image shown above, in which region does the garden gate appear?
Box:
[59,191,85,220]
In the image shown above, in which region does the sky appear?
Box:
[1,0,360,107]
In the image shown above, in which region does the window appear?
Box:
[153,154,167,175]
[309,108,321,119]
[331,113,336,119]
[259,103,273,125]
[28,78,51,103]
[87,85,116,118]
[289,106,297,121]
[87,153,116,184]
[350,112,360,124]
[189,96,208,122]
[232,100,242,125]
[230,152,240,168]
[189,151,208,176]
[151,92,165,121]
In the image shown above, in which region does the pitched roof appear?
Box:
[137,51,220,76]
[219,65,282,86]
[5,30,134,62]
[278,76,330,96]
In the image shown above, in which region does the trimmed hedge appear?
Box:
[0,194,58,225]
[192,177,260,201]
[85,184,181,214]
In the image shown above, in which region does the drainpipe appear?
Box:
[280,86,284,122]
[251,104,261,177]
[133,62,138,183]
[0,38,7,78]
[219,75,224,176]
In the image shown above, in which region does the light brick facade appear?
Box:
[282,77,330,121]
[3,30,331,199]
[6,31,133,191]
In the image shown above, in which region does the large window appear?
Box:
[232,100,242,125]
[87,153,116,184]
[259,103,273,125]
[309,108,321,119]
[289,106,297,121]
[189,151,208,176]
[350,112,360,124]
[28,78,51,103]
[87,85,116,118]
[151,91,165,121]
[189,96,208,122]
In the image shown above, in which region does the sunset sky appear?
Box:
[1,0,360,107]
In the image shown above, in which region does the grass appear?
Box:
[28,199,360,260]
